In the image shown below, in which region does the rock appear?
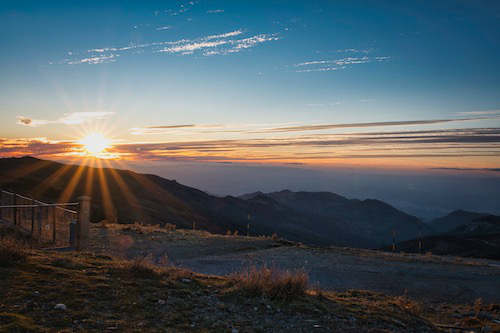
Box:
[232,329,239,333]
[181,278,192,283]
[54,303,67,310]
[157,299,166,305]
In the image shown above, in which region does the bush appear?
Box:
[232,265,308,300]
[112,254,162,279]
[0,238,28,267]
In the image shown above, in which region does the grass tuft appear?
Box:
[231,265,308,300]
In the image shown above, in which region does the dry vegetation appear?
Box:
[1,223,499,332]
[230,265,308,300]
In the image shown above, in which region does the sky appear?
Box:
[1,1,500,217]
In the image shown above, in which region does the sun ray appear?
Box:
[103,159,143,222]
[2,158,53,184]
[57,159,88,203]
[84,158,96,197]
[95,158,116,222]
[33,164,74,199]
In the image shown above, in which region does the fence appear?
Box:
[0,190,90,249]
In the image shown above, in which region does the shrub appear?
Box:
[113,254,162,279]
[231,265,308,300]
[0,238,28,267]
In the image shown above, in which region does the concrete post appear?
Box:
[76,196,91,251]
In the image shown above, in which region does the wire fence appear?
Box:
[0,190,79,247]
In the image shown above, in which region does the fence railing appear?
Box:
[0,190,90,249]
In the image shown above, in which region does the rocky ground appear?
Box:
[89,223,500,303]
[1,222,499,332]
[0,248,441,332]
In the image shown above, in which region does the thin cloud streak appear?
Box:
[58,30,278,64]
[267,117,494,133]
[294,56,390,73]
[16,112,115,127]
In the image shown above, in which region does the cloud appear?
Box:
[207,9,224,14]
[165,1,197,16]
[67,54,118,65]
[156,26,172,31]
[456,110,500,116]
[17,112,115,127]
[337,48,373,53]
[3,125,500,165]
[430,167,500,172]
[158,31,279,56]
[294,56,390,73]
[58,30,278,64]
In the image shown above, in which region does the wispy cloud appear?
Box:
[294,56,390,73]
[266,117,487,133]
[16,112,115,127]
[337,48,373,53]
[3,126,500,166]
[155,26,171,31]
[207,9,224,14]
[158,31,279,56]
[165,1,197,16]
[66,54,118,65]
[456,110,500,116]
[58,29,278,64]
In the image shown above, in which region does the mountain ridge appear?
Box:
[0,156,457,248]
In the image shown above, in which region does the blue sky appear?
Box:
[0,0,499,170]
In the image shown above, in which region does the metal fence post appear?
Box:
[76,196,91,251]
[13,194,17,225]
[37,205,42,241]
[31,200,35,235]
[52,206,57,243]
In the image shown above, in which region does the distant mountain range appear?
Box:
[1,157,498,254]
[385,211,500,259]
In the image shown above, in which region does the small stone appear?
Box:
[254,306,258,311]
[157,299,166,305]
[181,278,192,283]
[232,329,239,333]
[54,303,67,310]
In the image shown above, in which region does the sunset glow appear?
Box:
[78,133,111,157]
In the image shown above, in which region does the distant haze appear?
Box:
[115,161,500,220]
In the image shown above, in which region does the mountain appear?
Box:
[429,210,488,233]
[385,214,500,259]
[240,190,431,248]
[1,156,428,248]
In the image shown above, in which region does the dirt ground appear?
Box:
[89,224,500,304]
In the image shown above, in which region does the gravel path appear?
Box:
[90,225,500,304]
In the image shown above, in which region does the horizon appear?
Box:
[1,1,500,218]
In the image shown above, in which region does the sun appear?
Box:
[78,133,111,156]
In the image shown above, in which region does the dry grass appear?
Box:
[0,238,28,267]
[231,265,309,300]
[393,293,424,316]
[113,254,163,279]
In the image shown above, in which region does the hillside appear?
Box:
[242,190,431,248]
[386,215,500,259]
[1,157,427,248]
[429,210,489,233]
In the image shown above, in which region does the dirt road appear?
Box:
[90,224,500,303]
